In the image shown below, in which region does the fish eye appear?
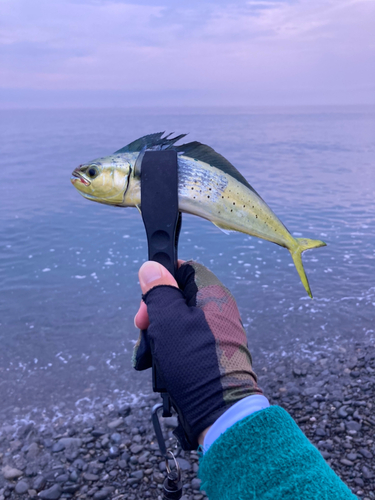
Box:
[87,166,98,178]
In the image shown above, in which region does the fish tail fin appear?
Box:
[289,237,327,298]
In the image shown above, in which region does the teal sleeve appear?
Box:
[199,406,357,500]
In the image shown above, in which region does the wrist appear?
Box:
[198,426,212,445]
[201,395,270,453]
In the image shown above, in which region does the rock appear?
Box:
[163,417,178,429]
[69,470,78,482]
[138,451,150,464]
[315,428,326,437]
[108,446,119,458]
[118,405,131,417]
[361,466,374,479]
[107,418,123,429]
[27,443,40,460]
[337,407,348,418]
[130,444,143,454]
[83,473,99,481]
[176,458,192,471]
[153,472,165,484]
[127,478,141,485]
[130,470,144,480]
[55,474,69,483]
[93,487,115,500]
[58,438,82,448]
[345,421,361,431]
[1,465,23,480]
[347,453,357,461]
[51,442,65,453]
[62,484,80,494]
[340,458,354,466]
[33,476,46,491]
[15,481,29,494]
[191,478,202,490]
[358,448,373,459]
[110,433,121,443]
[72,459,87,471]
[91,429,106,438]
[38,484,62,500]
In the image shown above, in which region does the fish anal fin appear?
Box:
[213,222,235,235]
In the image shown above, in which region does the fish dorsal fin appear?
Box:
[114,132,187,154]
[176,141,257,194]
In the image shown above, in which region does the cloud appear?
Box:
[0,0,374,105]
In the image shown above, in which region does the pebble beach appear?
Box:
[1,340,374,500]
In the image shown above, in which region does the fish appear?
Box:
[71,132,326,297]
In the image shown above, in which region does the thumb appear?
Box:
[135,261,179,330]
[138,261,178,294]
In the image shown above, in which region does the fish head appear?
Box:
[71,155,132,205]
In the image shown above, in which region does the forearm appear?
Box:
[199,406,357,500]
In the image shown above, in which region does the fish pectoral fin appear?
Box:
[136,204,142,215]
[213,222,235,235]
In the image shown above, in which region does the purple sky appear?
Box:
[1,0,374,107]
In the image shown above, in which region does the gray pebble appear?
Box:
[15,480,29,495]
[52,442,65,453]
[131,470,144,480]
[163,417,178,429]
[26,443,40,460]
[91,429,106,438]
[362,466,374,479]
[130,444,143,454]
[93,487,115,500]
[38,484,62,500]
[108,446,119,458]
[340,458,354,466]
[191,478,202,490]
[138,451,150,464]
[58,438,81,448]
[110,433,121,443]
[358,448,373,459]
[107,418,123,429]
[33,475,46,491]
[177,458,192,471]
[345,421,361,431]
[127,478,141,485]
[337,407,348,418]
[1,465,23,480]
[315,428,326,437]
[83,472,99,481]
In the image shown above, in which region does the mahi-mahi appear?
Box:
[71,132,326,297]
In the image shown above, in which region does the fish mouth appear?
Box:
[71,170,91,186]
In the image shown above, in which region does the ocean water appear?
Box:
[1,106,374,416]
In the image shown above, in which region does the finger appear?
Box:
[134,301,149,330]
[134,261,179,329]
[138,261,178,294]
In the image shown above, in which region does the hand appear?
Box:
[133,260,263,449]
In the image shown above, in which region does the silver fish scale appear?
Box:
[178,157,228,202]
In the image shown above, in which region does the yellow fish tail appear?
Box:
[289,237,327,298]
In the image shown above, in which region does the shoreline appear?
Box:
[1,341,374,500]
